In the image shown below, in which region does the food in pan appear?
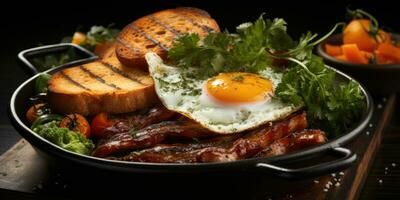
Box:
[31,25,119,72]
[47,7,219,116]
[25,7,365,163]
[116,7,220,70]
[146,52,300,133]
[324,8,400,64]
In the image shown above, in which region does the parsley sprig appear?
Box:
[275,56,365,135]
[168,14,365,136]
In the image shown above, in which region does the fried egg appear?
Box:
[145,52,301,134]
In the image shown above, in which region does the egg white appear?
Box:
[145,52,302,134]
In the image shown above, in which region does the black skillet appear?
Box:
[9,44,373,179]
[316,33,400,94]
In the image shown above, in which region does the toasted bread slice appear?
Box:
[48,48,157,116]
[48,7,220,115]
[116,7,220,69]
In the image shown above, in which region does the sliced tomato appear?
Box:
[90,112,116,138]
[60,114,91,138]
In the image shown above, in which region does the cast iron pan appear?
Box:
[9,44,373,179]
[316,33,400,94]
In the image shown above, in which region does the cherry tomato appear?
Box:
[60,114,91,138]
[71,32,86,45]
[26,103,49,124]
[90,112,116,137]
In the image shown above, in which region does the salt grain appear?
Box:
[314,180,320,184]
[369,123,373,127]
[392,163,396,167]
[366,131,370,135]
[323,189,328,192]
[377,104,382,109]
[331,173,336,177]
[339,172,344,176]
[335,182,341,187]
[379,179,383,184]
[383,97,387,102]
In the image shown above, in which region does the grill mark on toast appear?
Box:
[79,66,122,90]
[60,71,91,91]
[147,15,181,35]
[172,10,216,33]
[127,23,170,51]
[177,7,211,18]
[99,61,147,86]
[116,37,141,53]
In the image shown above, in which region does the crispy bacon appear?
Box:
[255,129,327,157]
[92,120,215,157]
[124,105,177,129]
[100,105,176,139]
[118,112,308,163]
[111,134,242,163]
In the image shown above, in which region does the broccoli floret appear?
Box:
[33,121,94,155]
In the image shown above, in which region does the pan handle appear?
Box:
[255,147,356,179]
[18,43,98,75]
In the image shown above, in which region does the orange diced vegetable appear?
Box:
[376,43,400,64]
[362,50,373,61]
[334,54,348,61]
[343,19,377,52]
[341,44,369,64]
[325,44,342,56]
[72,32,87,45]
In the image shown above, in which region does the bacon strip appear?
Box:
[255,129,327,157]
[115,105,176,130]
[92,120,215,157]
[99,105,176,139]
[118,112,308,163]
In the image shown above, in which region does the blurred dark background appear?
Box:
[0,0,398,151]
[2,0,400,49]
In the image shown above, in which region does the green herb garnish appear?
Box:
[275,55,365,135]
[35,73,52,93]
[79,25,120,50]
[32,25,119,72]
[168,14,364,136]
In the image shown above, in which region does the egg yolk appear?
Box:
[205,72,273,104]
